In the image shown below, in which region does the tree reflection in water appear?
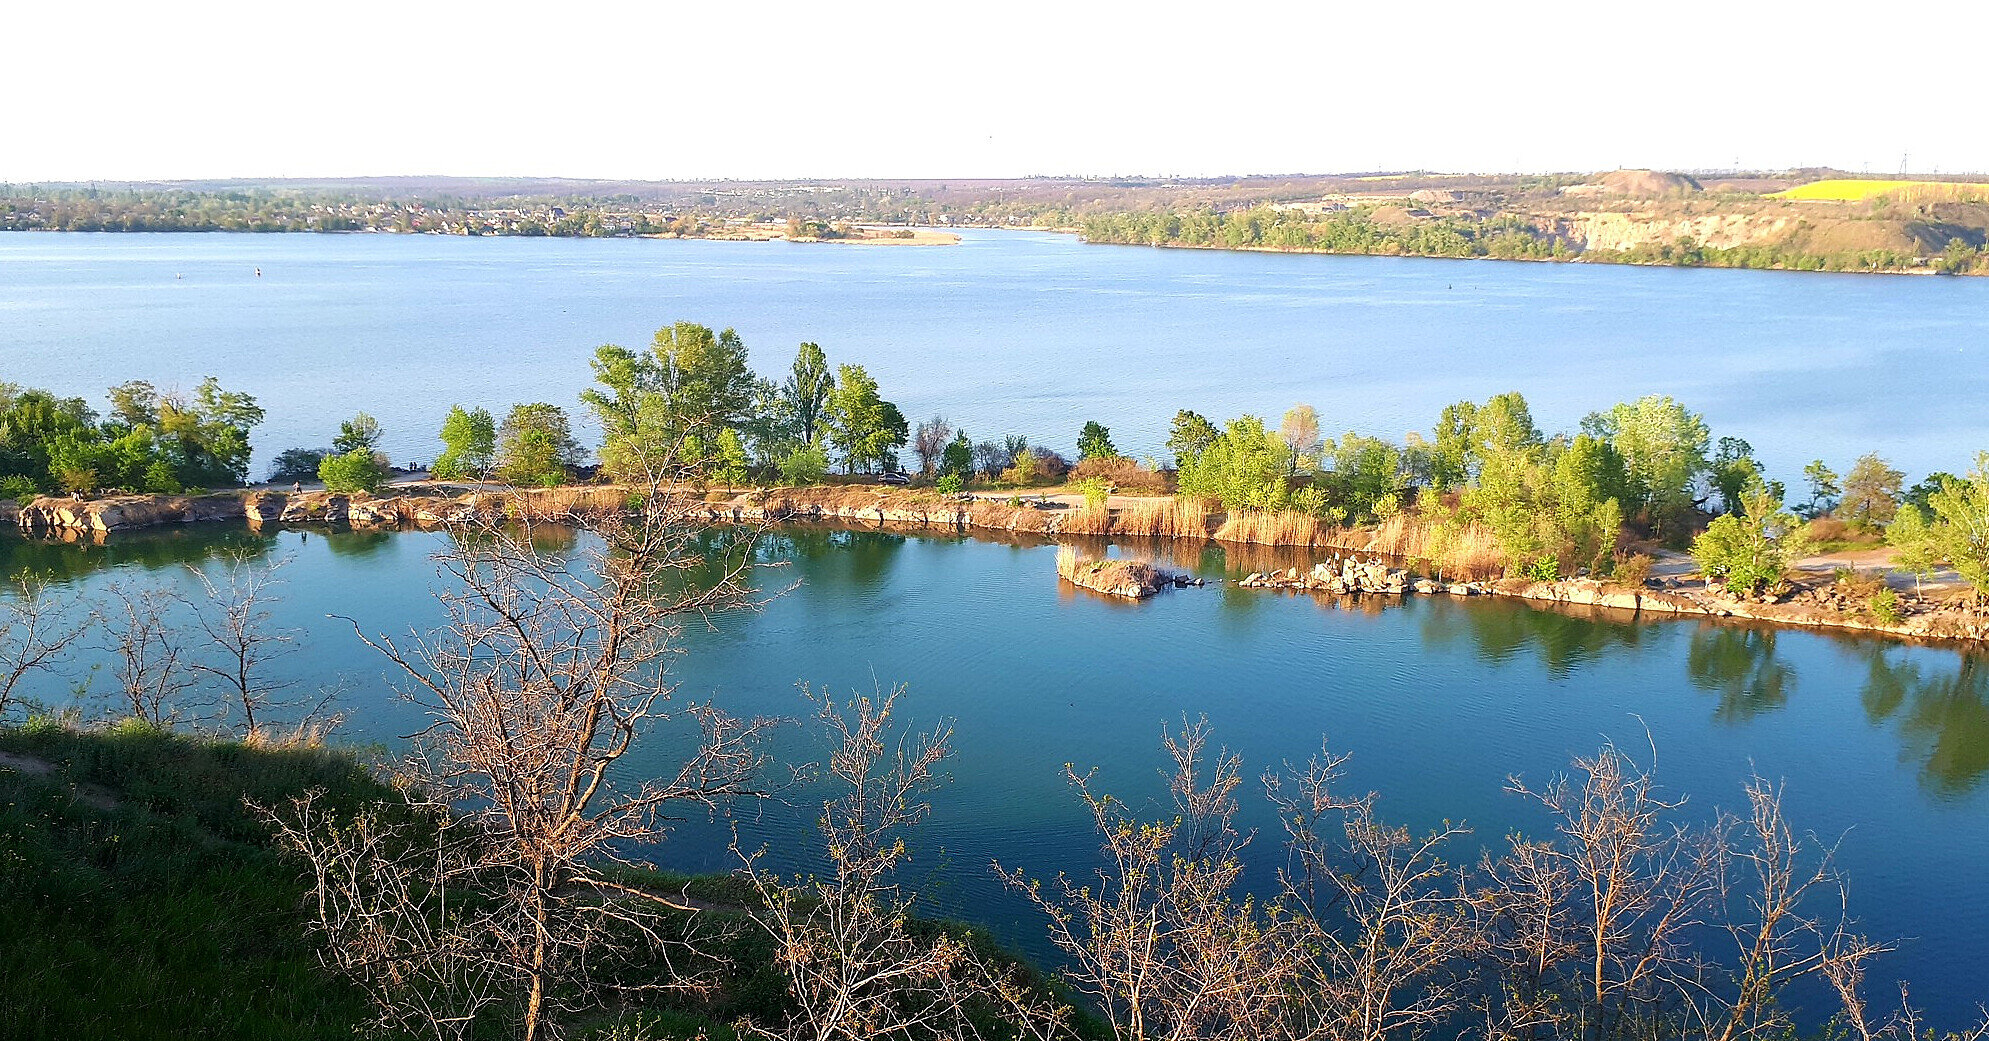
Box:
[1686,626,1795,723]
[1421,598,1649,678]
[1860,649,1989,797]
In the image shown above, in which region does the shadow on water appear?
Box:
[759,526,907,593]
[1686,625,1796,723]
[1419,596,1650,677]
[1859,649,1989,797]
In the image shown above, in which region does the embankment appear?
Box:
[13,485,1987,644]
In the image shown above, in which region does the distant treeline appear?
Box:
[1080,205,1983,274]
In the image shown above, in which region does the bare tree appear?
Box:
[739,685,1070,1041]
[0,574,84,718]
[276,478,782,1041]
[96,580,198,725]
[911,416,952,477]
[1000,719,1299,1041]
[184,553,300,735]
[1266,746,1478,1041]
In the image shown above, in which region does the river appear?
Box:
[2,231,1986,481]
[2,523,1983,1023]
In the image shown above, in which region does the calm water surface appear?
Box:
[3,525,1984,1023]
[3,231,1986,480]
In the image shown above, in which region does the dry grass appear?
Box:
[1362,511,1504,580]
[1212,509,1324,547]
[1062,503,1114,536]
[1056,546,1167,598]
[1069,457,1174,495]
[1113,498,1214,539]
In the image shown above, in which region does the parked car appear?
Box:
[877,471,910,486]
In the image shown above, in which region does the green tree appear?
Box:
[1176,416,1292,511]
[432,405,496,480]
[106,380,159,428]
[1165,410,1219,468]
[318,448,390,493]
[498,403,582,487]
[652,322,754,429]
[1803,460,1841,516]
[777,443,829,485]
[1839,452,1905,528]
[1886,504,1941,594]
[267,447,327,485]
[1709,437,1765,515]
[1583,394,1709,534]
[1428,400,1479,491]
[1691,482,1810,596]
[824,365,907,474]
[1923,454,1989,598]
[1076,421,1116,462]
[784,342,835,446]
[332,413,382,456]
[582,323,757,481]
[940,431,973,479]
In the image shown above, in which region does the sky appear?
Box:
[7,0,1989,183]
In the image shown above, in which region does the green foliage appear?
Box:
[583,323,756,481]
[1691,482,1811,595]
[498,402,581,487]
[1176,415,1292,511]
[935,473,964,495]
[710,427,751,486]
[1582,395,1709,534]
[1868,587,1905,624]
[777,443,829,485]
[330,412,381,456]
[1804,459,1842,516]
[940,431,973,479]
[0,379,262,495]
[1886,504,1942,591]
[1075,478,1109,510]
[0,725,390,1040]
[1709,437,1765,515]
[1165,410,1219,468]
[783,342,835,447]
[1922,454,1989,597]
[824,364,908,474]
[1461,430,1625,577]
[1076,421,1116,462]
[316,449,389,494]
[266,447,326,485]
[1839,452,1905,528]
[431,405,495,480]
[1320,432,1403,522]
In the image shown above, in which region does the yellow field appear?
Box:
[1772,178,1989,201]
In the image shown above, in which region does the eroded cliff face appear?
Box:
[15,492,253,532]
[1564,210,1800,251]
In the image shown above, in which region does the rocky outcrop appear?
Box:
[17,492,251,532]
[1239,557,1416,595]
[1057,550,1175,599]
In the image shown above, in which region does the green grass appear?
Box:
[0,721,387,1040]
[0,723,1101,1040]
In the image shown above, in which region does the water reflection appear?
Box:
[1421,597,1649,677]
[760,527,907,593]
[1860,650,1989,797]
[1,525,281,583]
[1686,626,1796,723]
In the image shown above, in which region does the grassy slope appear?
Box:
[0,722,383,1040]
[0,724,1101,1041]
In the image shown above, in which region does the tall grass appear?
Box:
[1212,508,1324,547]
[1113,498,1214,539]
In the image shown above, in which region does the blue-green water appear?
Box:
[2,231,1986,480]
[3,525,1983,1022]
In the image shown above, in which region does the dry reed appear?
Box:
[1112,498,1214,539]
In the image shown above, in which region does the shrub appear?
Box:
[778,444,829,485]
[1070,455,1171,494]
[935,474,964,495]
[317,449,390,494]
[1611,552,1654,586]
[267,447,329,485]
[1868,587,1905,624]
[0,475,39,503]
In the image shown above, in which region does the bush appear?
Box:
[935,474,964,495]
[1868,587,1905,624]
[778,444,829,486]
[1070,455,1171,494]
[317,449,390,494]
[0,475,39,503]
[1614,552,1656,586]
[1074,478,1109,511]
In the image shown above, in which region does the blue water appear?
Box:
[3,525,1983,1024]
[2,231,1985,482]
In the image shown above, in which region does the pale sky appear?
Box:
[7,0,1987,182]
